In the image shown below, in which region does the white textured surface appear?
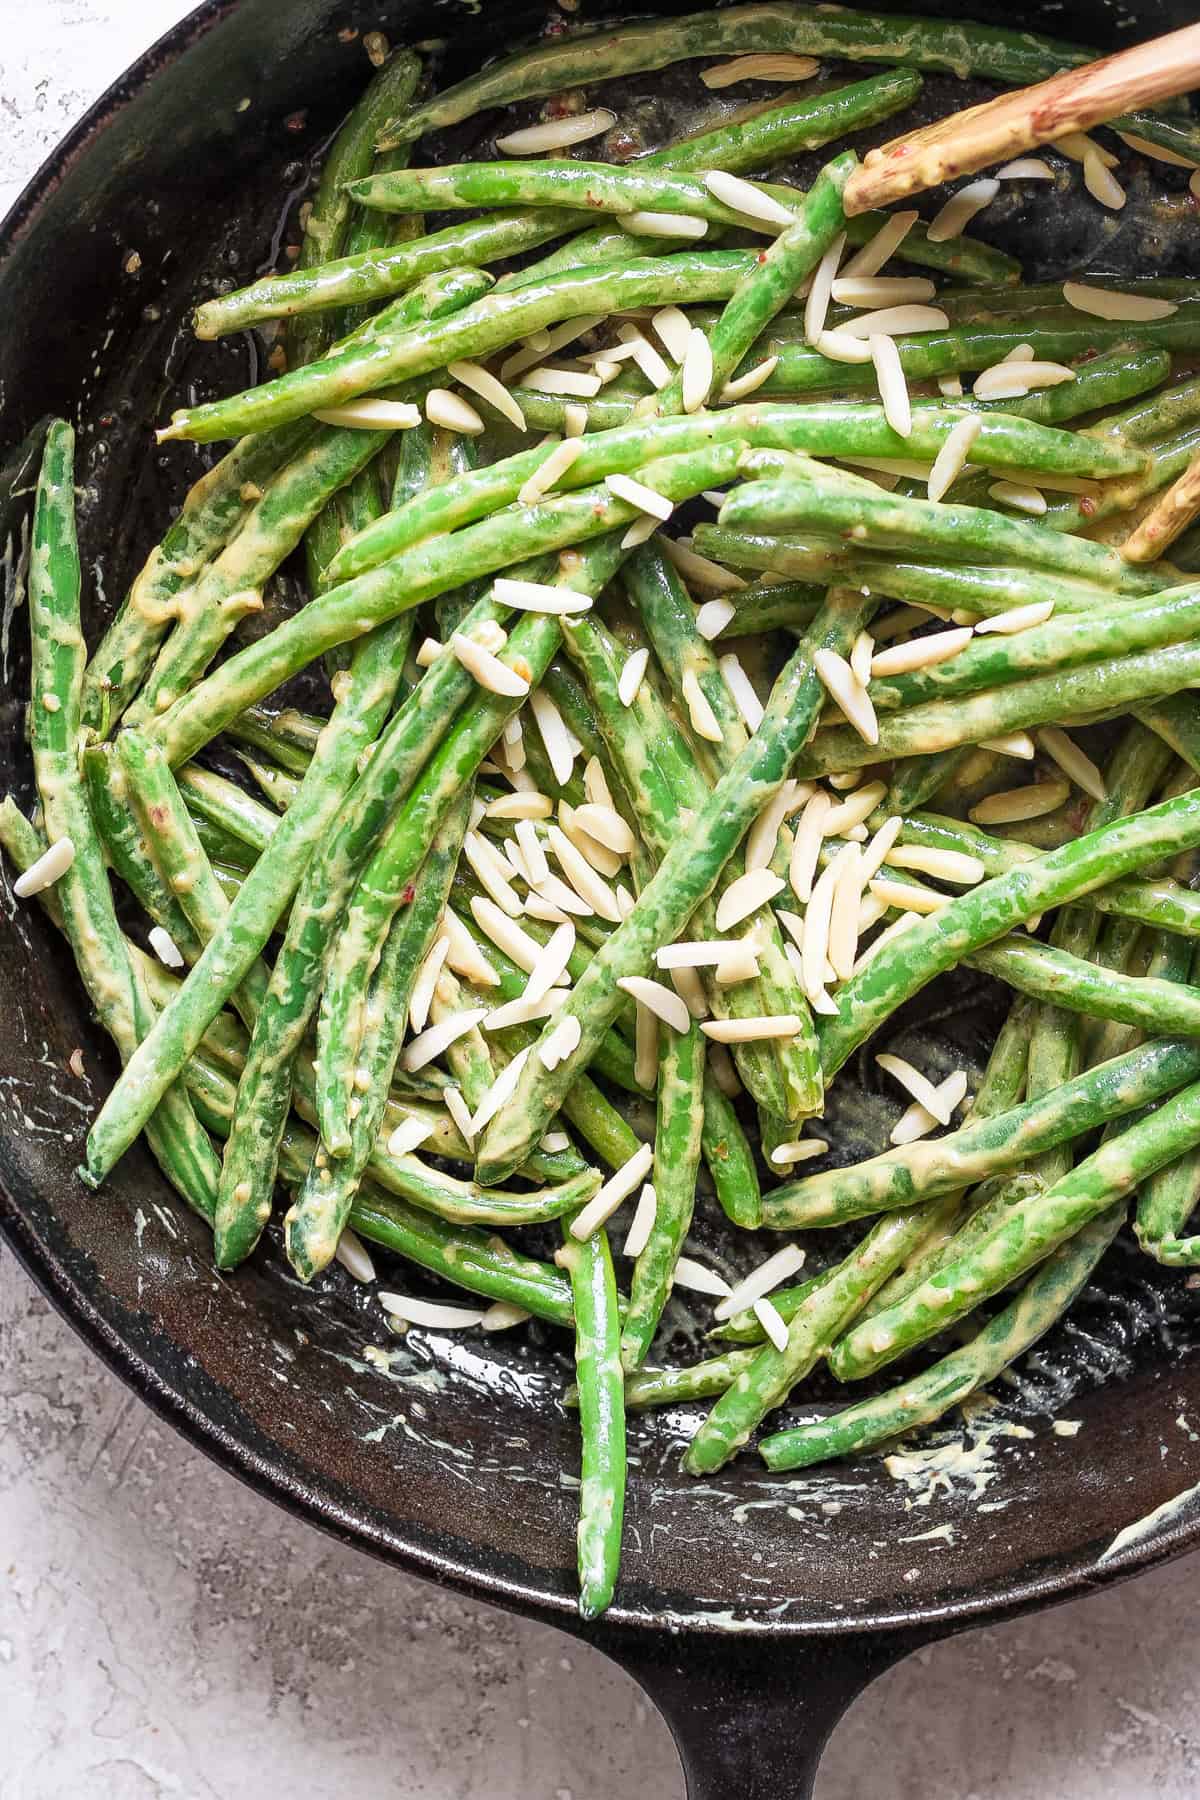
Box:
[3,7,1200,1797]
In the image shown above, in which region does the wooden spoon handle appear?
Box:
[843,22,1200,215]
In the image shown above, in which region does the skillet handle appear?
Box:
[591,1624,929,1799]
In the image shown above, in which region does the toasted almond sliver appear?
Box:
[313,398,422,429]
[701,52,819,87]
[995,156,1055,180]
[621,1183,658,1258]
[547,823,622,921]
[840,210,919,279]
[618,647,650,707]
[869,627,973,679]
[651,304,692,364]
[522,365,602,398]
[496,108,616,155]
[681,326,714,414]
[1116,130,1199,169]
[720,355,780,401]
[868,875,947,916]
[804,231,848,345]
[1083,148,1126,210]
[492,574,591,616]
[974,599,1054,635]
[500,315,607,384]
[718,653,764,731]
[672,1257,732,1297]
[12,835,75,898]
[619,210,708,240]
[927,178,999,243]
[380,1293,486,1329]
[989,480,1046,516]
[970,779,1070,825]
[696,596,737,642]
[815,328,874,365]
[839,304,949,341]
[606,471,673,520]
[979,730,1037,760]
[701,1015,802,1044]
[486,791,553,821]
[522,920,576,1006]
[529,687,576,787]
[870,332,911,439]
[745,779,802,872]
[469,895,544,972]
[662,536,747,592]
[634,997,659,1090]
[704,168,798,227]
[714,866,785,932]
[450,632,529,697]
[789,788,832,903]
[885,845,985,885]
[1062,280,1177,322]
[569,1142,656,1240]
[425,388,485,435]
[814,648,878,745]
[831,275,936,307]
[769,1138,828,1168]
[713,1243,808,1321]
[408,934,451,1036]
[447,358,526,432]
[387,1114,436,1158]
[827,841,864,980]
[972,359,1075,402]
[617,975,691,1034]
[1037,726,1107,802]
[572,801,634,855]
[400,1009,488,1073]
[822,779,885,836]
[468,1046,533,1136]
[876,1052,962,1125]
[485,991,563,1031]
[517,437,584,506]
[539,1012,582,1071]
[682,668,723,744]
[927,413,983,503]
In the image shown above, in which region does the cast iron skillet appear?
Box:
[2,1,1200,1791]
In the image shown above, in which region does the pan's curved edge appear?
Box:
[1,0,1199,1668]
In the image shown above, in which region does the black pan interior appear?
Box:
[3,0,1200,1637]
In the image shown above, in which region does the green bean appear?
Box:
[326,396,1141,588]
[721,469,1167,595]
[225,706,323,774]
[682,1193,962,1474]
[195,74,919,336]
[285,792,471,1279]
[176,764,281,855]
[23,423,221,1214]
[796,639,1200,784]
[313,615,559,1149]
[287,50,423,369]
[236,754,300,813]
[870,584,1200,715]
[475,587,873,1183]
[116,730,271,1030]
[559,603,814,1118]
[182,1046,576,1322]
[147,438,765,768]
[83,602,413,1187]
[1044,422,1200,535]
[760,1203,1126,1471]
[348,158,795,229]
[164,252,767,443]
[82,744,205,963]
[833,1075,1200,1382]
[693,526,1138,621]
[888,809,1200,939]
[744,311,1200,398]
[762,1034,1200,1229]
[558,1218,625,1619]
[602,1347,763,1411]
[81,421,315,735]
[817,790,1200,1082]
[376,3,1107,146]
[620,1020,706,1371]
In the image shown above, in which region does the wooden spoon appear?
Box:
[843,22,1200,215]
